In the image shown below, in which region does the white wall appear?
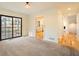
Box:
[0,7,30,36]
[77,13,79,37]
[29,8,64,43]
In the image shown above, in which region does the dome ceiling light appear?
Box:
[25,2,31,8]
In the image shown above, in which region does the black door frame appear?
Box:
[0,14,22,41]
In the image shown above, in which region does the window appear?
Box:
[0,15,22,40]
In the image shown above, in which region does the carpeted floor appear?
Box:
[0,37,79,56]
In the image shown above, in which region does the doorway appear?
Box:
[35,16,44,40]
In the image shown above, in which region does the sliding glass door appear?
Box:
[1,16,12,39]
[0,15,22,40]
[13,18,22,37]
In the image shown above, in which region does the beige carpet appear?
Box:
[0,37,79,56]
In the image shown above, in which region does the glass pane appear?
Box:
[1,35,5,39]
[13,18,21,37]
[1,16,6,39]
[1,16,12,39]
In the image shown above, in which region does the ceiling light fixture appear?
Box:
[25,2,31,8]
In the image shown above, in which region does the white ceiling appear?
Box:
[0,2,55,15]
[0,2,79,15]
